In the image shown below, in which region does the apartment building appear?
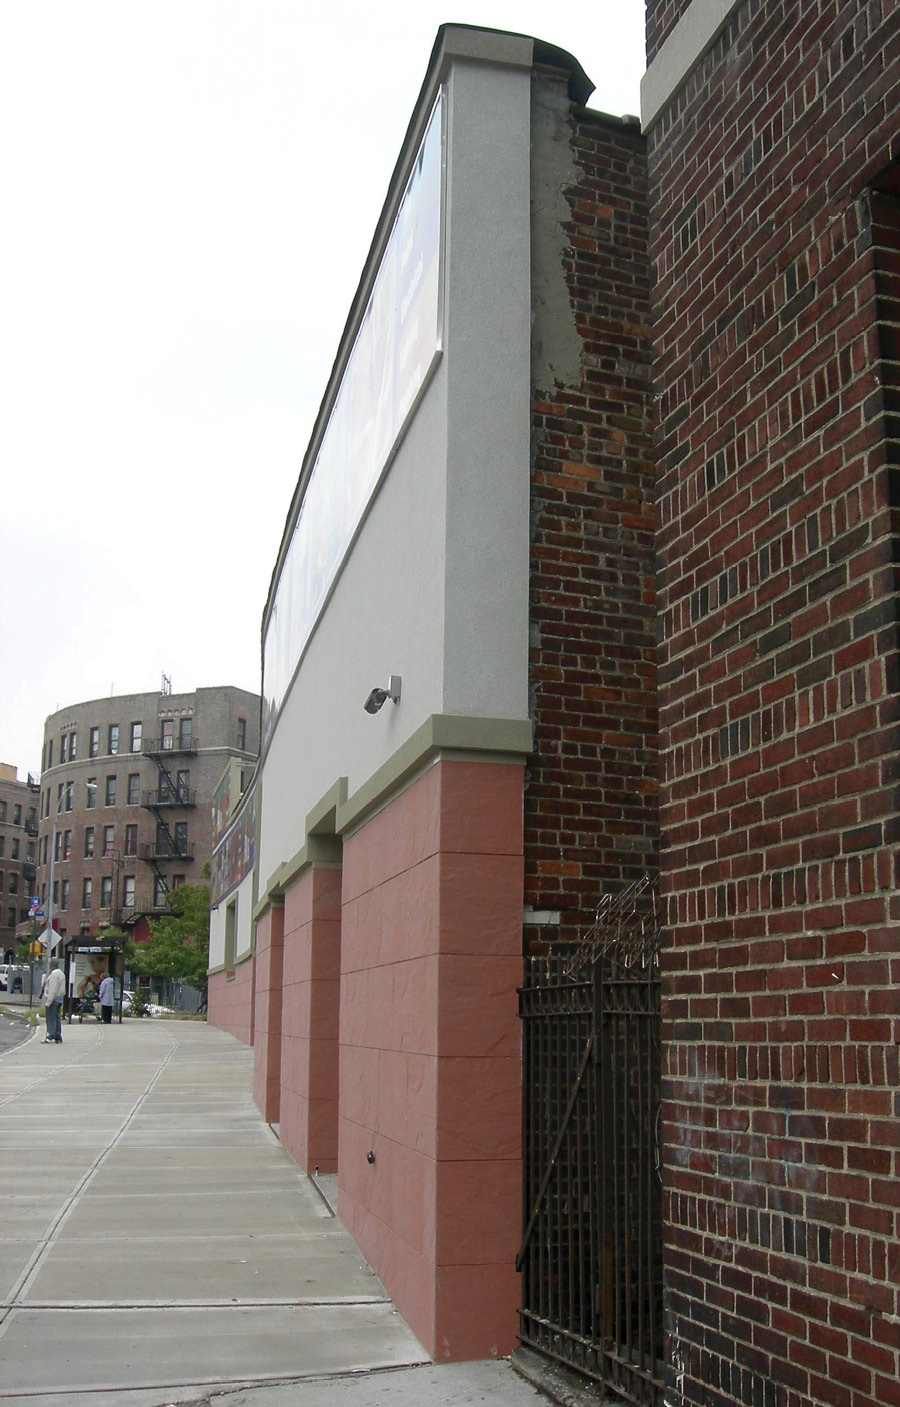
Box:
[38,685,259,941]
[0,764,40,959]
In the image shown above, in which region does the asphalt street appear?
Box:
[0,1008,31,1054]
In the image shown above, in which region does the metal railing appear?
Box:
[142,736,198,756]
[138,842,196,861]
[518,880,663,1405]
[141,789,197,808]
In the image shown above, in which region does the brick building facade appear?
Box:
[0,765,39,957]
[644,2,900,1403]
[38,685,259,943]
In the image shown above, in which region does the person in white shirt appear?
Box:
[42,961,66,1044]
[98,973,115,1025]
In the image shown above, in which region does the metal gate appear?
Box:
[518,878,663,1405]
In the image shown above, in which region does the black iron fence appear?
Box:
[518,878,663,1405]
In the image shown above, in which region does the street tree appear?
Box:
[126,879,210,996]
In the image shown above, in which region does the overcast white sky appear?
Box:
[1,2,646,781]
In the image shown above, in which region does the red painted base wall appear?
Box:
[278,865,342,1174]
[207,960,254,1046]
[253,904,284,1124]
[336,759,524,1361]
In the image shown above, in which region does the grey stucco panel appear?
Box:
[530,71,582,392]
[256,38,535,895]
[440,56,533,722]
[641,0,745,130]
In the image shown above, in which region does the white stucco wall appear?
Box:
[256,33,534,894]
[209,866,254,969]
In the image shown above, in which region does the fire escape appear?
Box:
[140,725,197,906]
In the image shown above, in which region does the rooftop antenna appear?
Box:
[161,673,172,696]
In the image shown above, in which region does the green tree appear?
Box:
[126,881,210,994]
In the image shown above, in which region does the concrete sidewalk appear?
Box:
[0,1018,557,1407]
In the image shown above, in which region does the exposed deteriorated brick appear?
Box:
[647,0,900,1403]
[526,101,657,946]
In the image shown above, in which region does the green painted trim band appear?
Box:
[336,712,532,834]
[255,713,531,913]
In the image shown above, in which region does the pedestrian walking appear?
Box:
[98,972,115,1025]
[42,961,65,1044]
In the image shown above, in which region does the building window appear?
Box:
[124,824,138,857]
[161,719,174,750]
[84,827,95,859]
[123,875,135,909]
[7,906,15,930]
[108,724,119,755]
[177,769,190,802]
[103,825,115,857]
[60,733,67,763]
[41,835,48,865]
[174,822,188,856]
[47,740,53,769]
[127,773,140,805]
[65,782,73,812]
[63,830,72,860]
[69,731,77,760]
[155,822,170,856]
[100,876,113,908]
[224,897,237,969]
[89,727,99,757]
[179,717,192,748]
[54,832,62,863]
[237,717,246,750]
[51,879,58,906]
[87,779,97,809]
[105,776,117,807]
[0,838,4,858]
[154,876,167,907]
[26,842,35,864]
[8,873,18,895]
[10,839,19,860]
[82,877,93,908]
[61,879,69,911]
[130,722,142,752]
[0,801,6,823]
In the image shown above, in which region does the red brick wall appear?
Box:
[526,108,657,946]
[647,1,900,1403]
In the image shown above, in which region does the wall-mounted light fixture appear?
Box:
[363,675,401,714]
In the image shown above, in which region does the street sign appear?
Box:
[31,909,44,919]
[30,895,40,908]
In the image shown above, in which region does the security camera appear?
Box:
[364,688,389,714]
[363,675,402,714]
